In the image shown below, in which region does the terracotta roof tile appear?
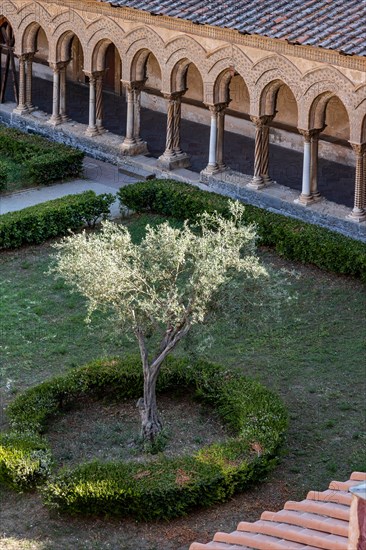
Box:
[189,472,365,550]
[99,0,366,56]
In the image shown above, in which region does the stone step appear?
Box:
[118,162,155,181]
[214,530,320,549]
[237,520,347,549]
[260,509,348,537]
[284,499,350,521]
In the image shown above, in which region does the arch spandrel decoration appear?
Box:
[350,100,366,143]
[122,26,164,82]
[206,45,253,104]
[85,22,124,73]
[249,54,302,116]
[50,13,88,63]
[300,66,355,129]
[162,35,207,93]
[21,20,50,55]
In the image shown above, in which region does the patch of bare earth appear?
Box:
[46,392,229,468]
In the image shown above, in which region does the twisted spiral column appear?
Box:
[216,103,228,170]
[172,95,183,155]
[95,72,105,134]
[25,53,35,111]
[249,116,264,188]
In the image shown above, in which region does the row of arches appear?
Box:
[1,13,366,220]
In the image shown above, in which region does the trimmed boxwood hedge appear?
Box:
[0,125,84,186]
[0,191,115,249]
[117,179,366,282]
[2,356,287,520]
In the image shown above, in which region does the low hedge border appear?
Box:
[117,180,366,282]
[0,191,115,249]
[0,125,84,186]
[2,356,287,520]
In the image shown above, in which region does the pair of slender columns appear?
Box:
[349,143,366,222]
[297,129,323,204]
[158,91,190,170]
[85,71,105,137]
[13,53,35,115]
[121,80,148,155]
[249,115,274,189]
[202,103,228,176]
[48,62,69,126]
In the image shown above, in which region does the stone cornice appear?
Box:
[41,0,366,72]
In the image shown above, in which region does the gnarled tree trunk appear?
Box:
[137,369,162,442]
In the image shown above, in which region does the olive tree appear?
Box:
[52,202,272,443]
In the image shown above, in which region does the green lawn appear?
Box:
[0,154,28,193]
[0,213,365,548]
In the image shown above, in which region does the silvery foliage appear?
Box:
[51,201,278,349]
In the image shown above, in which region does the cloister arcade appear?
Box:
[1,3,365,221]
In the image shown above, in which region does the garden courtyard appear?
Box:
[0,209,365,550]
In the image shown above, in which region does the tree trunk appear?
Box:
[137,370,162,443]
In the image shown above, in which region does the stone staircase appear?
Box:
[189,472,366,550]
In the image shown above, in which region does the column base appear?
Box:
[121,140,149,156]
[200,164,221,183]
[13,106,29,116]
[85,126,99,137]
[61,114,71,123]
[47,115,62,126]
[96,125,107,135]
[347,209,366,223]
[294,194,314,206]
[26,105,37,113]
[312,192,323,203]
[247,176,266,190]
[157,152,190,171]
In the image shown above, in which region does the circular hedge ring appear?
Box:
[2,355,287,520]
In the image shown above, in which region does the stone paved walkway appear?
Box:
[0,157,137,216]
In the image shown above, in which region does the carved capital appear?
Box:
[250,114,274,128]
[298,128,326,143]
[50,61,69,72]
[350,142,366,157]
[122,79,147,93]
[205,102,228,116]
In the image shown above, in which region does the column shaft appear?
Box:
[216,107,226,170]
[133,87,143,144]
[350,143,366,221]
[14,55,27,114]
[121,80,149,155]
[310,131,321,200]
[25,54,34,111]
[172,96,183,155]
[250,116,264,188]
[260,124,271,184]
[95,73,105,133]
[86,74,98,137]
[48,64,61,125]
[59,65,68,122]
[125,87,136,145]
[208,107,218,170]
